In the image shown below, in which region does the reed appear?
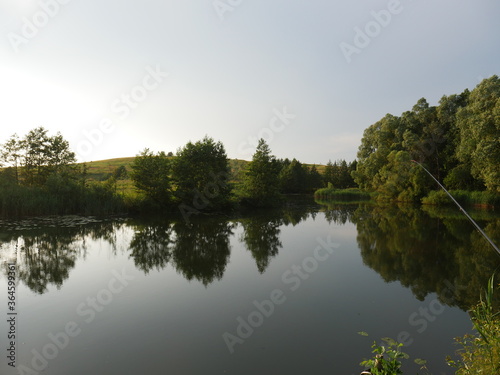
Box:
[0,179,126,218]
[314,187,371,201]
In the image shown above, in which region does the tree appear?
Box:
[20,127,76,185]
[373,150,429,201]
[353,114,402,190]
[338,159,352,188]
[130,149,172,206]
[0,134,22,184]
[172,136,232,209]
[306,165,323,191]
[242,139,282,206]
[323,160,335,187]
[279,158,307,193]
[456,75,500,192]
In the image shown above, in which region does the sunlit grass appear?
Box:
[447,275,500,374]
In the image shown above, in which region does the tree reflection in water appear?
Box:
[1,203,499,309]
[0,218,121,294]
[346,203,500,310]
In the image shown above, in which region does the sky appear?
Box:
[0,0,499,164]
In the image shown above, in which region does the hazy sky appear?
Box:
[0,0,499,164]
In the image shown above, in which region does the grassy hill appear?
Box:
[84,157,136,181]
[82,157,252,181]
[83,157,325,182]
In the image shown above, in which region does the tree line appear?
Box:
[0,128,356,217]
[130,137,345,211]
[352,75,500,201]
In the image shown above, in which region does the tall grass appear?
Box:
[314,187,371,201]
[422,190,500,208]
[447,274,500,374]
[0,177,126,218]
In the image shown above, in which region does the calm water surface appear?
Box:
[1,201,499,375]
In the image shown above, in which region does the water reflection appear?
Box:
[348,203,500,310]
[239,212,282,273]
[1,204,499,311]
[0,219,120,293]
[128,219,174,273]
[171,219,234,286]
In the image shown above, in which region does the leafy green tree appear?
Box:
[0,133,22,185]
[20,127,76,185]
[306,165,323,191]
[374,151,429,201]
[456,75,500,192]
[353,114,402,190]
[337,159,353,188]
[436,91,469,171]
[242,139,282,206]
[323,160,335,187]
[279,158,307,193]
[172,136,232,210]
[130,149,172,206]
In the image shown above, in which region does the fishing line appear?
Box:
[412,160,500,257]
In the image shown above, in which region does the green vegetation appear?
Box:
[130,149,173,207]
[359,337,419,375]
[447,275,500,375]
[172,136,232,210]
[314,186,371,201]
[0,131,329,217]
[0,127,124,217]
[352,76,500,204]
[422,190,500,207]
[323,159,357,189]
[240,138,283,207]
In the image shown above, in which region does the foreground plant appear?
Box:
[358,335,428,375]
[446,275,500,374]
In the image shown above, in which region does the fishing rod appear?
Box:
[411,160,500,257]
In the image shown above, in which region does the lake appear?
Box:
[1,200,499,375]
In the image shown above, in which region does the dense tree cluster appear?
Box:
[240,139,328,206]
[131,136,233,211]
[323,159,357,189]
[132,137,328,210]
[0,127,76,186]
[353,76,500,200]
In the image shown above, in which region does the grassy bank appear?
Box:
[0,179,126,218]
[422,190,500,208]
[314,187,372,201]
